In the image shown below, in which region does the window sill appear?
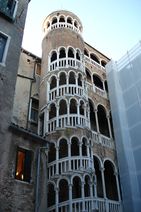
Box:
[15,178,33,185]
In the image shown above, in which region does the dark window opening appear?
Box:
[47,22,50,28]
[51,51,57,62]
[90,53,100,64]
[97,105,109,137]
[68,48,74,58]
[84,176,90,197]
[0,0,16,19]
[71,137,79,156]
[101,60,107,67]
[52,17,57,24]
[48,143,56,163]
[89,99,97,131]
[59,139,68,159]
[72,177,81,199]
[50,76,57,90]
[69,72,75,84]
[49,103,56,119]
[67,17,72,24]
[59,100,67,115]
[59,179,69,202]
[0,33,7,62]
[78,74,82,86]
[76,51,80,60]
[85,68,91,83]
[39,113,44,136]
[59,16,65,22]
[74,21,78,28]
[80,101,84,115]
[104,161,118,200]
[30,98,39,123]
[84,49,89,57]
[105,80,109,93]
[93,75,103,90]
[59,48,66,58]
[59,72,66,85]
[48,183,55,207]
[70,99,77,114]
[82,138,87,156]
[15,148,32,183]
[94,156,103,198]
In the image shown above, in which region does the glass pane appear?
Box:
[0,34,7,62]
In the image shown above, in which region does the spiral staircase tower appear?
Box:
[39,10,122,212]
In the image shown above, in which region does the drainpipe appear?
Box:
[35,145,48,212]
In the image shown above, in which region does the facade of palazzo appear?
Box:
[0,7,123,212]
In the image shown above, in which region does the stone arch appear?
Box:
[50,50,57,62]
[59,71,67,85]
[59,15,65,22]
[74,19,78,28]
[84,175,91,197]
[78,73,82,86]
[101,60,107,67]
[67,16,73,24]
[51,16,57,24]
[69,71,76,84]
[85,68,92,83]
[84,48,89,57]
[59,46,66,58]
[79,99,85,115]
[68,46,75,58]
[76,48,81,60]
[82,137,87,156]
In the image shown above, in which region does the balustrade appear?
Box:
[49,58,83,72]
[48,198,122,212]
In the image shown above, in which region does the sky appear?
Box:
[22,0,141,60]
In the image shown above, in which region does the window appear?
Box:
[30,98,39,123]
[15,148,32,182]
[0,33,7,63]
[0,0,18,20]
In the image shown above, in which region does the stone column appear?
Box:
[107,114,112,138]
[56,146,59,175]
[56,188,59,212]
[56,103,59,128]
[114,171,121,202]
[69,184,72,212]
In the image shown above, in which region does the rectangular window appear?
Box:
[30,98,39,123]
[15,148,32,182]
[0,33,7,63]
[0,0,18,20]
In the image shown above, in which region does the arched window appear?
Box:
[52,17,57,24]
[69,72,75,84]
[68,48,74,58]
[50,76,57,90]
[97,105,109,137]
[84,175,90,197]
[47,183,55,207]
[78,73,82,86]
[70,99,77,114]
[49,103,56,119]
[51,51,57,62]
[59,48,66,58]
[72,176,81,199]
[59,16,65,22]
[85,68,91,83]
[76,50,81,60]
[82,137,87,156]
[71,137,79,156]
[59,99,67,115]
[59,179,69,202]
[90,53,100,64]
[104,160,118,200]
[74,20,78,28]
[59,138,68,159]
[47,22,50,28]
[84,48,89,57]
[59,72,66,85]
[89,99,96,131]
[67,17,72,24]
[93,74,103,90]
[101,60,107,67]
[80,100,84,115]
[93,156,103,197]
[48,143,56,163]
